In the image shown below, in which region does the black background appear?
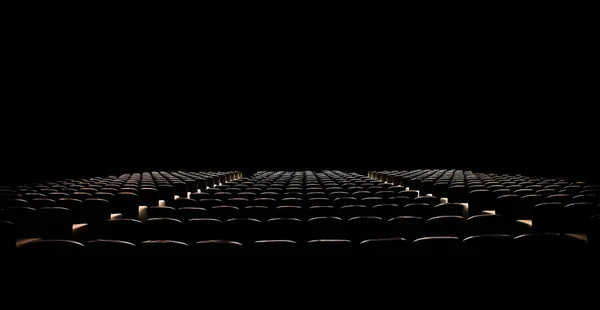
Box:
[1,11,597,185]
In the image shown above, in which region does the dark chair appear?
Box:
[347,216,385,242]
[190,192,211,201]
[513,233,586,255]
[144,218,184,241]
[81,198,111,224]
[187,218,225,242]
[388,216,425,240]
[100,219,143,244]
[194,240,243,256]
[228,198,250,209]
[139,240,189,255]
[468,189,493,215]
[306,239,352,256]
[413,236,461,256]
[307,217,344,239]
[115,192,140,219]
[275,206,304,219]
[563,202,595,233]
[433,203,464,217]
[359,237,410,256]
[265,218,303,241]
[340,205,370,219]
[333,197,358,208]
[29,198,56,209]
[197,199,224,209]
[372,204,404,220]
[307,206,336,218]
[2,207,37,237]
[158,184,175,205]
[404,203,433,219]
[140,187,160,207]
[361,197,385,208]
[398,191,419,199]
[146,206,177,219]
[86,239,136,256]
[18,239,85,255]
[251,240,298,256]
[466,214,516,236]
[210,206,240,221]
[532,202,564,233]
[72,192,93,201]
[572,194,598,204]
[545,194,572,204]
[414,196,440,207]
[462,234,512,256]
[518,194,544,219]
[225,218,263,243]
[37,207,72,239]
[426,216,465,237]
[177,207,208,221]
[171,198,199,209]
[0,220,16,253]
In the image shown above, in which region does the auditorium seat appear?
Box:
[139,240,189,255]
[18,239,85,255]
[145,218,185,241]
[252,240,298,256]
[359,237,410,256]
[194,240,243,256]
[86,239,137,256]
[413,236,461,256]
[306,239,353,256]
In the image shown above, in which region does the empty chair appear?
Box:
[95,192,116,202]
[588,215,600,247]
[359,238,410,256]
[251,240,298,256]
[374,191,395,199]
[72,192,93,201]
[187,218,225,242]
[536,189,557,197]
[140,188,159,207]
[197,199,223,209]
[466,214,516,236]
[190,192,211,201]
[333,197,358,208]
[81,198,111,224]
[29,198,56,209]
[533,202,564,232]
[414,196,440,207]
[147,206,178,219]
[2,207,37,237]
[398,191,419,199]
[139,240,189,255]
[427,216,465,237]
[266,218,303,241]
[37,207,72,239]
[347,216,385,241]
[306,239,353,256]
[225,218,263,243]
[115,192,140,219]
[308,206,336,218]
[228,198,250,208]
[307,198,331,207]
[563,202,596,233]
[18,239,85,255]
[101,219,143,244]
[433,203,464,217]
[387,196,411,207]
[145,218,184,241]
[413,236,461,256]
[468,190,493,215]
[86,240,136,256]
[177,207,208,221]
[513,233,586,255]
[3,198,29,208]
[572,194,598,204]
[214,192,234,201]
[241,206,270,221]
[448,186,468,202]
[404,203,433,219]
[545,194,572,204]
[361,197,385,207]
[495,195,520,219]
[171,198,198,209]
[276,206,304,219]
[372,204,403,219]
[518,194,544,219]
[307,217,344,239]
[253,198,277,208]
[462,234,512,256]
[158,185,175,205]
[210,206,239,221]
[340,205,370,219]
[388,216,425,240]
[0,220,16,253]
[47,192,70,201]
[352,191,371,199]
[194,240,243,256]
